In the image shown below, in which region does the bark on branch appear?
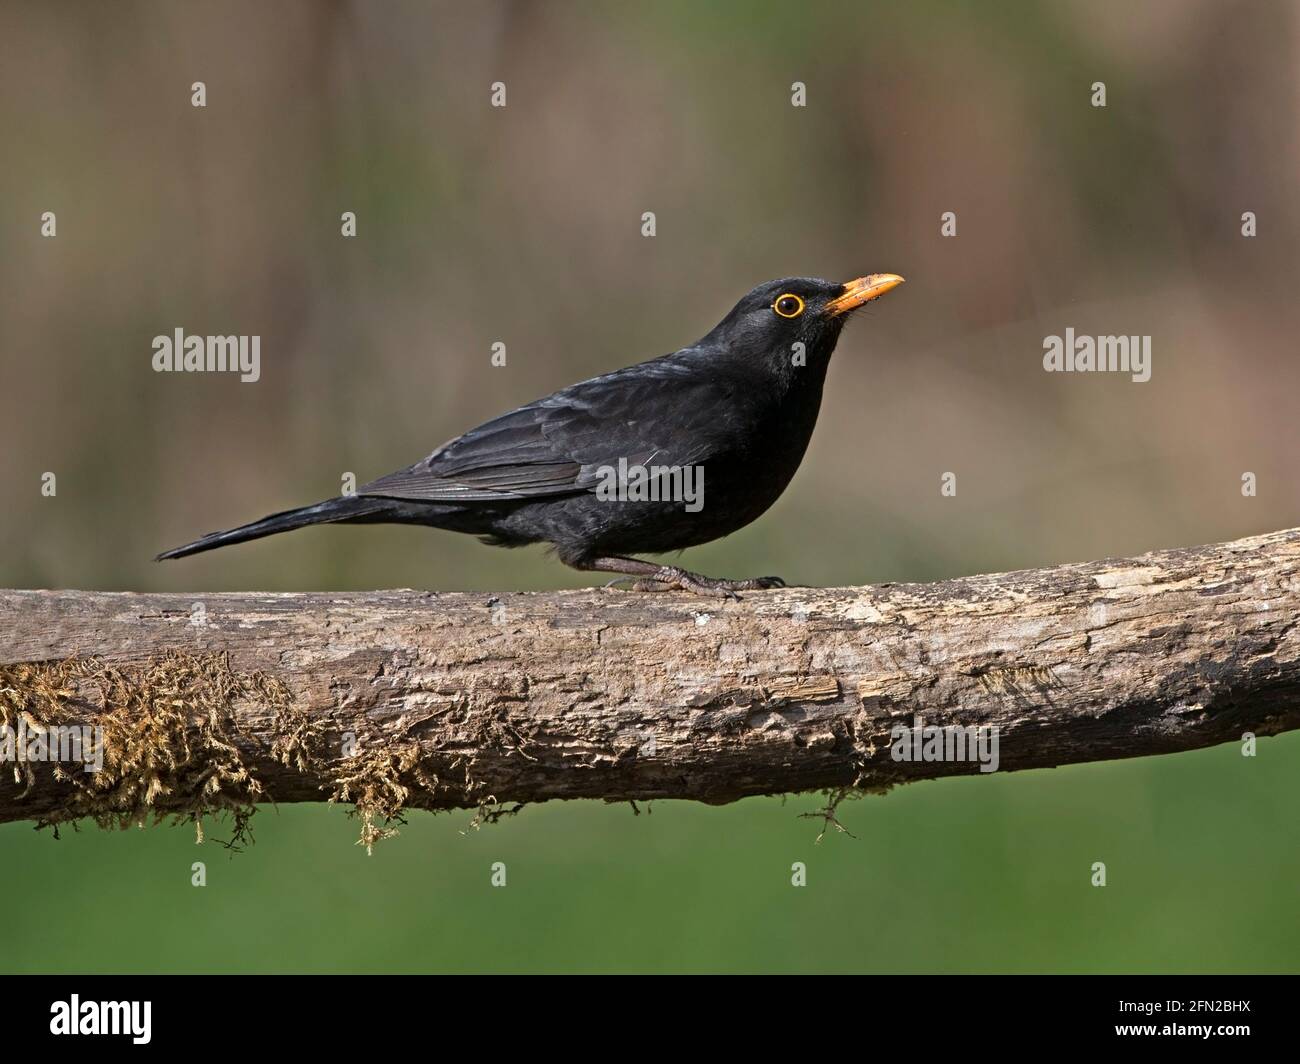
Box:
[1,527,1298,834]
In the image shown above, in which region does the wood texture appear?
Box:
[1,527,1298,832]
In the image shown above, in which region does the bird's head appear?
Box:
[701,274,904,377]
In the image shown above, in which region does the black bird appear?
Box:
[158,274,904,595]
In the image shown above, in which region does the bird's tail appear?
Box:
[156,496,386,561]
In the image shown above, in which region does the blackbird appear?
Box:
[158,273,904,595]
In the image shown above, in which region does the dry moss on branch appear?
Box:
[0,651,484,851]
[328,744,440,854]
[0,651,323,846]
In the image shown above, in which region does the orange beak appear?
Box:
[825,273,905,316]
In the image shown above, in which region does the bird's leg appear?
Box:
[574,555,786,599]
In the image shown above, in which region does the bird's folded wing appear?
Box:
[358,361,742,504]
[358,460,584,502]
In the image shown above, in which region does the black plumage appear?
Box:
[158,273,903,595]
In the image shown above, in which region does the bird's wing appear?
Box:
[359,357,748,504]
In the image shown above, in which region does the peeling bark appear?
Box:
[1,527,1298,829]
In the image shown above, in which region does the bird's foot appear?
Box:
[606,567,786,599]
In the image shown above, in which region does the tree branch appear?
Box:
[2,527,1298,836]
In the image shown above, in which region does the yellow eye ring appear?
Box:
[773,293,804,318]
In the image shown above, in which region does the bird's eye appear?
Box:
[772,293,804,319]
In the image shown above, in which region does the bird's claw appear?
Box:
[601,569,787,599]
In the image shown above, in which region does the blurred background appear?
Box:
[1,0,1297,973]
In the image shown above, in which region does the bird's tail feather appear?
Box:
[156,496,386,561]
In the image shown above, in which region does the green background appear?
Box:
[1,0,1297,973]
